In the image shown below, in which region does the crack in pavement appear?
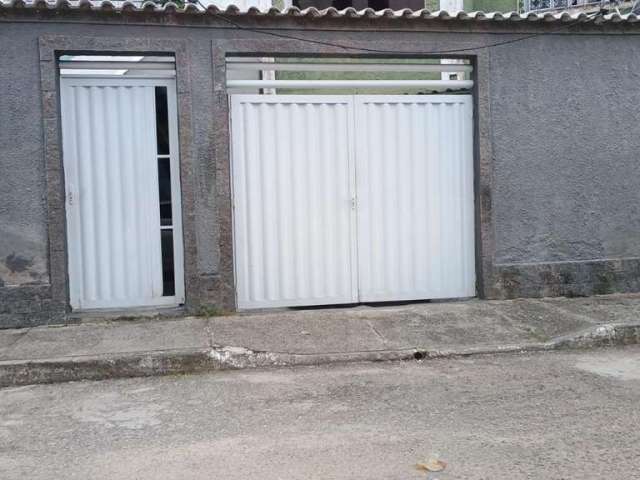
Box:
[1,328,32,351]
[530,298,601,325]
[203,321,215,349]
[366,320,388,345]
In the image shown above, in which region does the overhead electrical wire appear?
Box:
[190,0,602,56]
[1,5,612,47]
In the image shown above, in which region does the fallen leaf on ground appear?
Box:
[415,458,447,472]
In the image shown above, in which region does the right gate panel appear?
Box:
[355,95,476,302]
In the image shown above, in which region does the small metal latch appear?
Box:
[351,196,357,210]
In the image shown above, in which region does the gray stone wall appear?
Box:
[488,34,640,297]
[0,9,639,327]
[0,31,48,288]
[490,35,640,264]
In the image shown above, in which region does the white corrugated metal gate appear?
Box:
[355,96,475,302]
[230,94,475,309]
[60,73,184,310]
[230,96,358,308]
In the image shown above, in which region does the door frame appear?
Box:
[39,36,198,316]
[212,39,492,310]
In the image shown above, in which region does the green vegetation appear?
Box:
[463,0,519,11]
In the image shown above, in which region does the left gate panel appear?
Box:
[230,95,359,309]
[60,79,176,310]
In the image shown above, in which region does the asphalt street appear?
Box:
[2,346,640,479]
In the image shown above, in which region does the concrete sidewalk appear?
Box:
[1,294,640,387]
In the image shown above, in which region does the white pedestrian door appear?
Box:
[230,94,475,309]
[60,78,185,310]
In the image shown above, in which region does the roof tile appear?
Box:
[1,0,639,24]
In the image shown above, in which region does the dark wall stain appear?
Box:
[5,253,32,273]
[496,269,522,298]
[593,271,615,295]
[559,271,574,285]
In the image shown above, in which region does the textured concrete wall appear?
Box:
[490,35,640,264]
[1,10,639,327]
[0,29,48,288]
[487,34,640,298]
[0,26,57,328]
